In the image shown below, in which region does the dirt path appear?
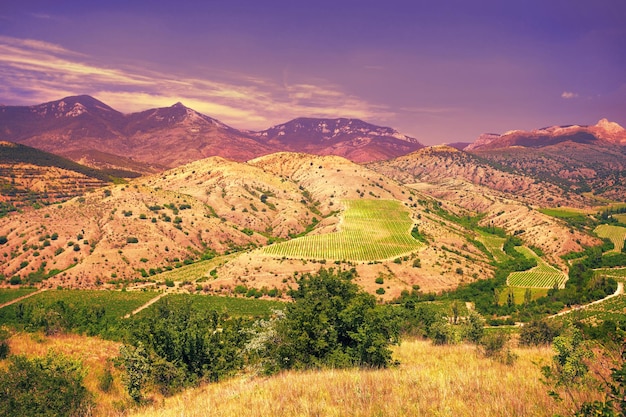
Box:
[123,291,168,319]
[549,281,624,319]
[0,288,47,309]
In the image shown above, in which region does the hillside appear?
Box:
[253,118,424,162]
[368,146,596,265]
[127,340,589,417]
[0,96,424,170]
[0,152,498,297]
[0,141,117,210]
[465,120,626,201]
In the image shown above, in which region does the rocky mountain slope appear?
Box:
[253,118,423,162]
[0,96,423,170]
[0,151,592,298]
[0,141,125,210]
[464,119,626,201]
[368,146,587,207]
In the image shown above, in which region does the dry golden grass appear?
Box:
[6,332,127,416]
[129,340,598,417]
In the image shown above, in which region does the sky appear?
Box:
[1,0,625,145]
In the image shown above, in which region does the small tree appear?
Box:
[270,268,399,370]
[119,343,151,403]
[542,327,592,412]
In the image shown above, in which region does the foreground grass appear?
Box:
[129,340,596,417]
[6,332,125,417]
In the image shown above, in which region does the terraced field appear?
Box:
[151,254,237,283]
[507,246,567,288]
[594,267,626,281]
[477,232,508,262]
[261,199,423,261]
[554,294,626,324]
[0,289,158,323]
[0,288,37,305]
[594,224,626,252]
[615,213,626,224]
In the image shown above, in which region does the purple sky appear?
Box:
[1,0,625,144]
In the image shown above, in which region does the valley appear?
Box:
[1,98,625,416]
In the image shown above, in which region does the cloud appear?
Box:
[0,36,392,130]
[561,91,579,99]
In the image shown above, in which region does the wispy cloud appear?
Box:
[0,36,391,129]
[561,91,579,99]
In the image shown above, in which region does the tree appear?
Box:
[270,268,399,370]
[0,352,92,417]
[542,327,593,412]
[119,343,151,403]
[520,320,560,346]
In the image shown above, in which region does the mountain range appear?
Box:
[0,96,424,173]
[1,95,625,206]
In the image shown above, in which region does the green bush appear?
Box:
[0,352,93,417]
[268,268,399,370]
[0,236,7,245]
[126,237,139,244]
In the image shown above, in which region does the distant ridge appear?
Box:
[253,117,424,163]
[465,119,626,150]
[0,96,424,170]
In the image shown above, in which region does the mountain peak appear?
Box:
[596,118,624,133]
[171,102,187,108]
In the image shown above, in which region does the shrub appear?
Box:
[126,237,139,244]
[268,268,399,370]
[375,276,384,285]
[0,328,9,359]
[0,352,92,416]
[479,332,517,365]
[0,236,7,245]
[376,287,386,295]
[519,320,561,346]
[98,366,114,392]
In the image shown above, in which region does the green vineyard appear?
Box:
[477,231,509,263]
[261,199,424,261]
[507,246,567,288]
[594,224,626,252]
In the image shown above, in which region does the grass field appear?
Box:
[152,254,237,283]
[0,289,158,323]
[135,293,285,319]
[539,207,589,220]
[554,294,626,324]
[507,246,567,288]
[594,267,626,281]
[0,288,38,305]
[476,231,508,263]
[129,340,597,417]
[498,287,550,305]
[594,224,626,252]
[261,199,423,261]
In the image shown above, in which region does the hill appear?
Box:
[127,339,588,417]
[368,146,596,265]
[464,120,626,201]
[0,152,500,297]
[253,117,424,162]
[0,141,124,211]
[0,96,424,170]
